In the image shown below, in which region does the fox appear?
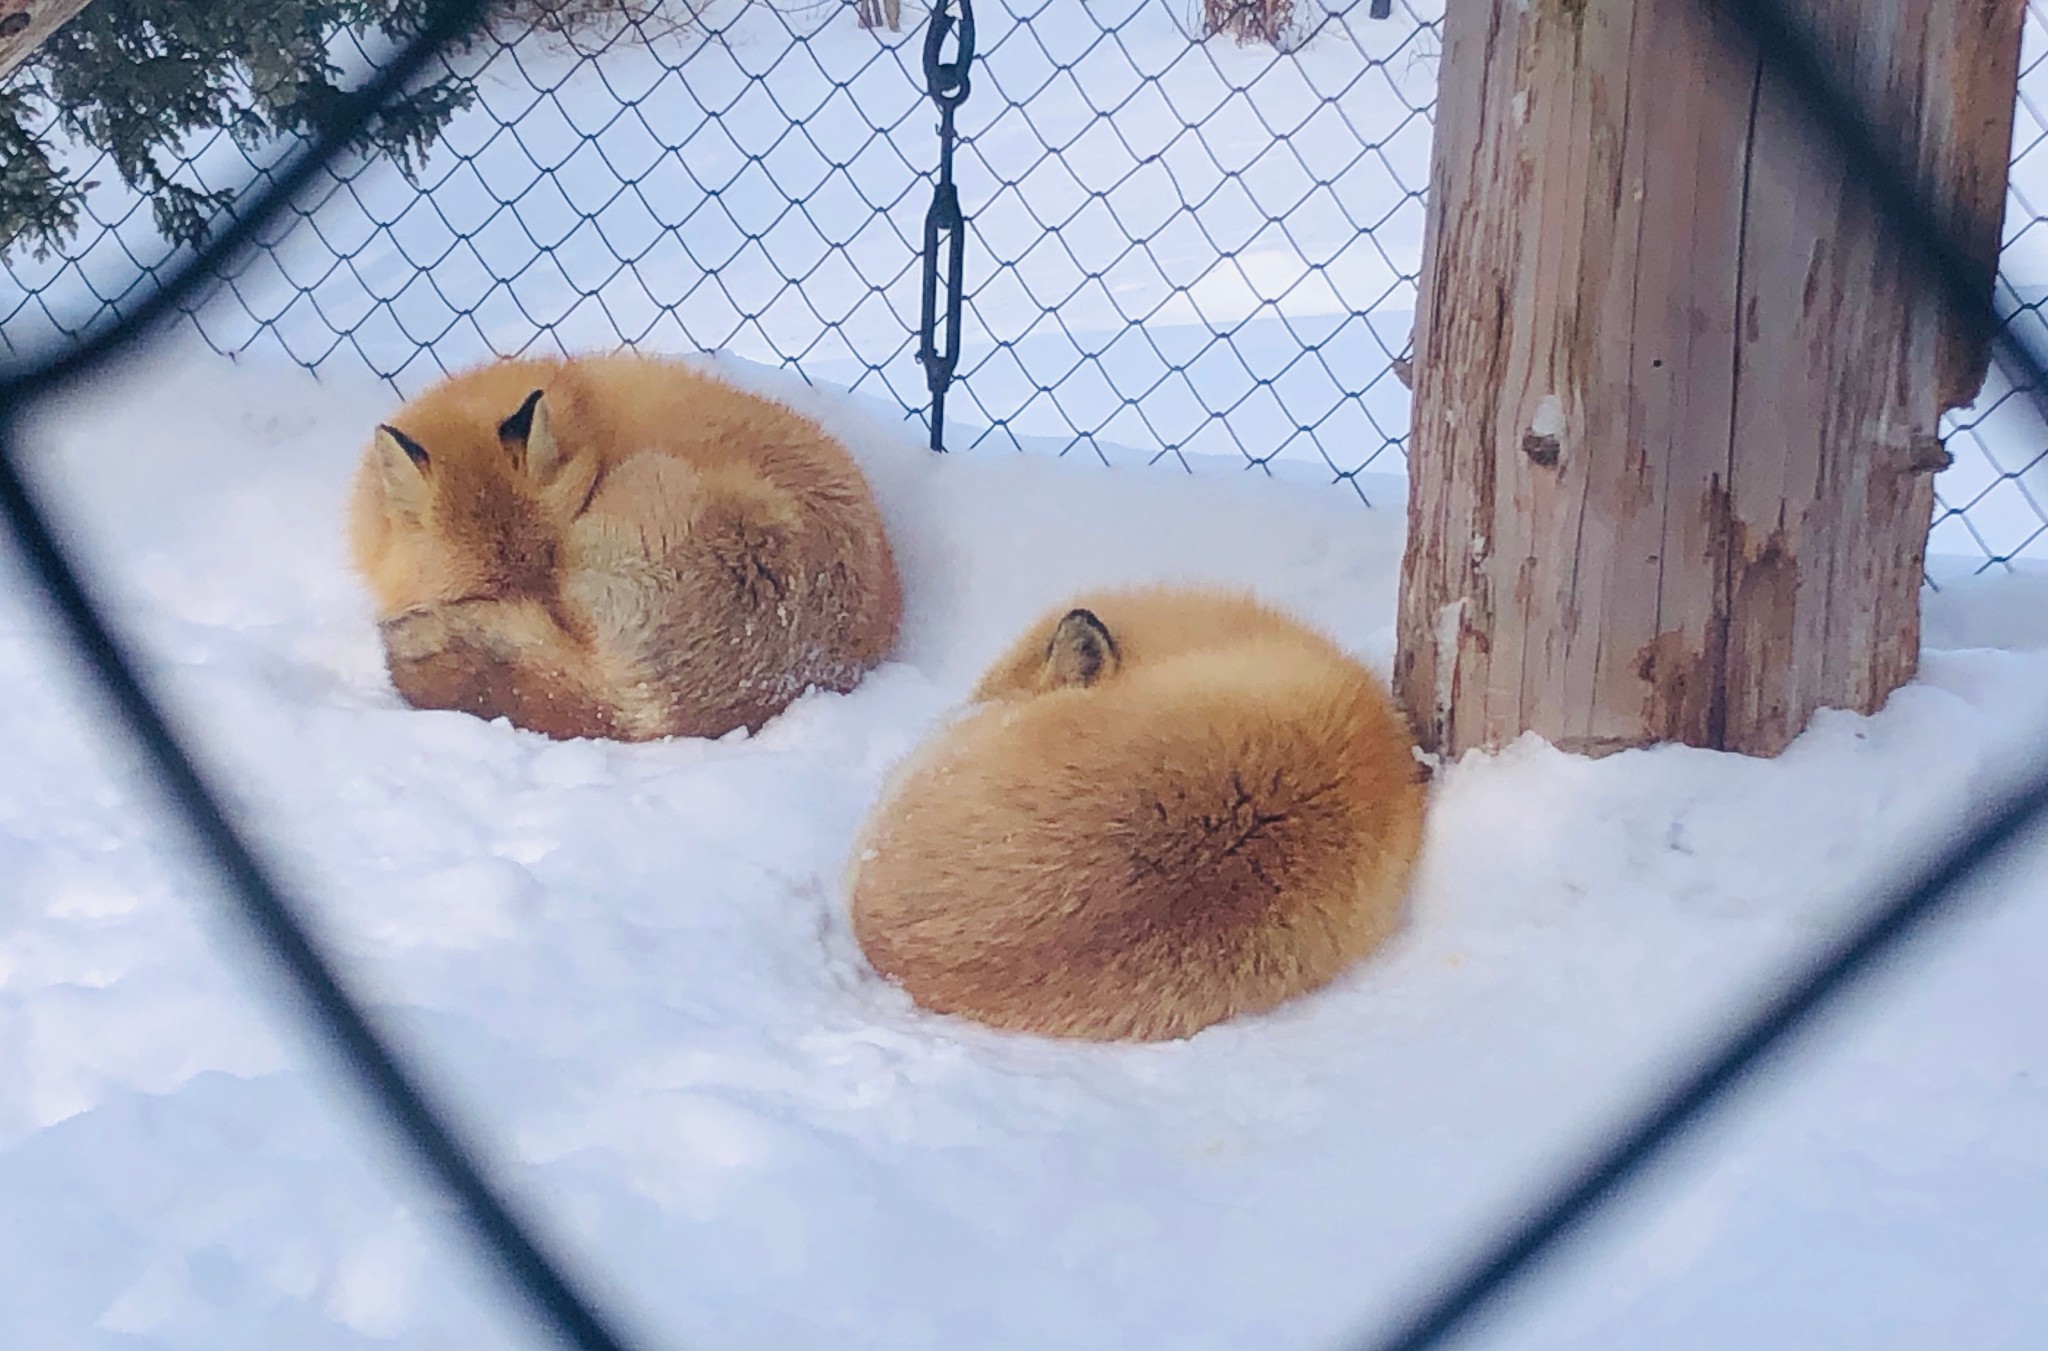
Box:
[846,587,1428,1041]
[348,351,902,741]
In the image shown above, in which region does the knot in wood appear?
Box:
[1522,432,1561,468]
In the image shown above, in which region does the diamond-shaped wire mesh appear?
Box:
[0,0,1437,495]
[1930,2,2048,569]
[0,0,2043,558]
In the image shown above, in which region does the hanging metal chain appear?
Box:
[916,0,974,452]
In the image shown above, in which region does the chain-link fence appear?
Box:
[0,0,1428,497]
[2,0,2044,556]
[1930,2,2048,565]
[4,5,2048,1351]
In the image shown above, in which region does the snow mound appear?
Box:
[1,347,2044,1351]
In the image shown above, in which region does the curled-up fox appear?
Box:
[847,587,1427,1041]
[349,351,901,740]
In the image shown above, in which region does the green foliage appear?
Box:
[0,84,79,260]
[0,0,478,261]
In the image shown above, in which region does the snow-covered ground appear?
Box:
[2,347,2046,1351]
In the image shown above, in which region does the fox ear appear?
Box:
[501,388,596,518]
[1043,608,1121,690]
[377,424,429,471]
[498,389,568,483]
[373,425,430,514]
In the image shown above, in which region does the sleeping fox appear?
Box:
[847,587,1428,1041]
[348,351,902,741]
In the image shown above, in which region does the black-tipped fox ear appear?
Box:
[1044,608,1121,690]
[497,389,543,452]
[498,388,565,483]
[376,424,429,472]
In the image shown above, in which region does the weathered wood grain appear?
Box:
[1395,0,2024,759]
[0,0,97,82]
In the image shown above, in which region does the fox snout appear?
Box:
[375,598,620,740]
[377,602,508,716]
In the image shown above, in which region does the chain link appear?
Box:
[916,0,974,452]
[2,2,2043,560]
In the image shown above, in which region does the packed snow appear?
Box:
[2,346,2045,1351]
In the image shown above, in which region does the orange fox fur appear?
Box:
[348,351,902,740]
[847,587,1428,1041]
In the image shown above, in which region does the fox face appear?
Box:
[351,383,597,619]
[348,370,614,734]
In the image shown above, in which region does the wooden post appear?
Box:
[855,0,903,32]
[0,0,98,81]
[1393,0,2024,759]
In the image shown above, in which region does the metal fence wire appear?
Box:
[1939,3,2048,568]
[4,0,2048,560]
[4,3,2048,1351]
[1,0,1436,484]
